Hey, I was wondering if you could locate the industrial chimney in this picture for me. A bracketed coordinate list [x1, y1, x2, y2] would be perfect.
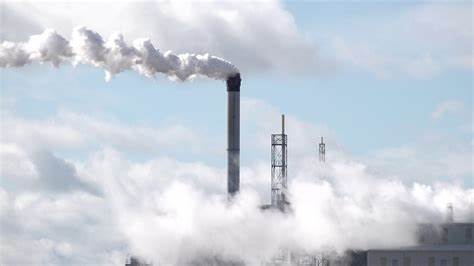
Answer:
[227, 73, 241, 197]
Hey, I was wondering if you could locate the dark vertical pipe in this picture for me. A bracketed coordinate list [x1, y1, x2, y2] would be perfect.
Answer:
[282, 114, 285, 134]
[227, 73, 241, 197]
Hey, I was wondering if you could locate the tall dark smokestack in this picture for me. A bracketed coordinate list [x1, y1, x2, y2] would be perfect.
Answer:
[227, 73, 241, 197]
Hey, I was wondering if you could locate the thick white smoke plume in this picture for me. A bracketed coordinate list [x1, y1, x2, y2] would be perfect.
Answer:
[0, 27, 239, 81]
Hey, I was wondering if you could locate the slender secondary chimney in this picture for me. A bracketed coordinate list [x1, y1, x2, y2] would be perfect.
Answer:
[282, 114, 285, 134]
[227, 73, 241, 197]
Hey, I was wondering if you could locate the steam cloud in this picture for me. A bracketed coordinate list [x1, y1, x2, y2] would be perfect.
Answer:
[0, 27, 239, 81]
[89, 151, 474, 265]
[2, 141, 473, 265]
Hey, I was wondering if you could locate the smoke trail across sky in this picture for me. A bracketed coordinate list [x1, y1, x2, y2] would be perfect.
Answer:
[0, 27, 239, 81]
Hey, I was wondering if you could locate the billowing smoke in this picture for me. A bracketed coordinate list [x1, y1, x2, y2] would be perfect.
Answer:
[0, 27, 239, 81]
[83, 149, 473, 265]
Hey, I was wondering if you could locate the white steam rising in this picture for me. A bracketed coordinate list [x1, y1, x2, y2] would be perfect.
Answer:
[86, 150, 473, 265]
[0, 27, 239, 81]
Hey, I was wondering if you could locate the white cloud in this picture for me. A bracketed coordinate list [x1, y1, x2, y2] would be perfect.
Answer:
[0, 187, 125, 265]
[0, 142, 100, 196]
[332, 36, 393, 79]
[330, 3, 472, 78]
[431, 100, 465, 120]
[31, 150, 101, 195]
[1, 110, 204, 155]
[366, 138, 473, 185]
[0, 142, 37, 181]
[405, 53, 441, 79]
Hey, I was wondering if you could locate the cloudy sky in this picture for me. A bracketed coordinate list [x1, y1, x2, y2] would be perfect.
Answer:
[0, 0, 473, 265]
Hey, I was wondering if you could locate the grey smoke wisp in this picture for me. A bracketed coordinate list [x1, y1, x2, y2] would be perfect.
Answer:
[0, 27, 239, 81]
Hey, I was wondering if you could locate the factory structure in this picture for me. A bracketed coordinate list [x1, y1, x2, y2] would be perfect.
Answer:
[367, 216, 474, 266]
[125, 74, 473, 266]
[271, 114, 288, 210]
[262, 115, 473, 266]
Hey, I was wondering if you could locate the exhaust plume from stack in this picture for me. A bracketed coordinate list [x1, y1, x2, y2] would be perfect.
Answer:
[0, 27, 239, 82]
[1, 27, 242, 197]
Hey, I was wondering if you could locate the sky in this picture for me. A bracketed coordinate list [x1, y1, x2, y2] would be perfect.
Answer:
[0, 0, 473, 265]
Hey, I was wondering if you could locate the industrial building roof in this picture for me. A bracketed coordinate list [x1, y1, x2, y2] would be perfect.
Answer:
[368, 244, 474, 252]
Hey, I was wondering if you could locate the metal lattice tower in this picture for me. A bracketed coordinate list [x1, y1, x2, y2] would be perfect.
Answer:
[319, 137, 326, 163]
[271, 114, 288, 210]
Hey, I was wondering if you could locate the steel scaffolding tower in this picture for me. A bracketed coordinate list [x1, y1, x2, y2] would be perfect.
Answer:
[319, 137, 325, 163]
[271, 114, 288, 210]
